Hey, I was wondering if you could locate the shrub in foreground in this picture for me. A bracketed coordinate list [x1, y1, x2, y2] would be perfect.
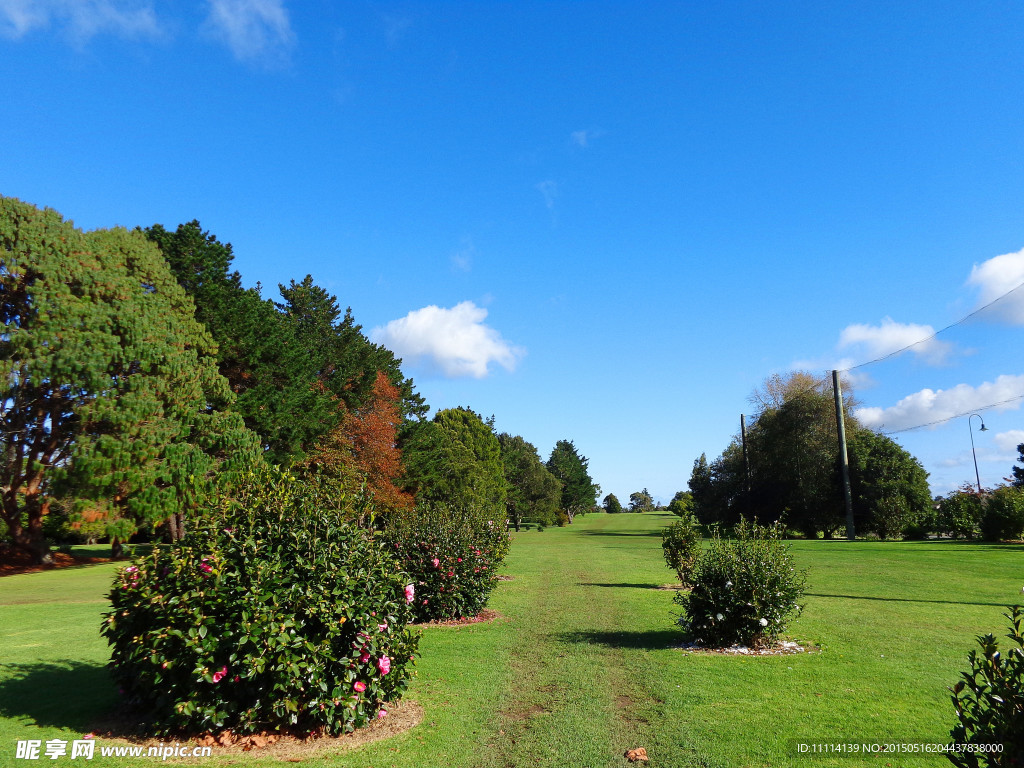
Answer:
[102, 470, 419, 736]
[386, 503, 510, 622]
[673, 518, 806, 648]
[948, 605, 1024, 766]
[661, 513, 701, 586]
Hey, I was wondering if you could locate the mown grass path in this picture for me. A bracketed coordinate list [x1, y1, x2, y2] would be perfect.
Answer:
[2, 513, 1022, 767]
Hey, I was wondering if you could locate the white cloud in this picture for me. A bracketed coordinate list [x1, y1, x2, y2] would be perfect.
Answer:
[837, 317, 953, 365]
[370, 301, 524, 379]
[854, 374, 1024, 432]
[994, 429, 1024, 454]
[570, 128, 604, 148]
[967, 246, 1024, 324]
[203, 0, 293, 64]
[0, 0, 159, 41]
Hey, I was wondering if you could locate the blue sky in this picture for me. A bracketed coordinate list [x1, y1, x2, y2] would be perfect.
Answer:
[3, 1, 1024, 504]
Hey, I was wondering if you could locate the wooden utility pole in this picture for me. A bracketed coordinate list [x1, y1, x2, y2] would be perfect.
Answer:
[832, 370, 855, 540]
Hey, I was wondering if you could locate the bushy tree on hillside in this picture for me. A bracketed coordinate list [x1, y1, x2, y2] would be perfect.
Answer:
[499, 433, 561, 531]
[546, 440, 599, 523]
[848, 430, 931, 539]
[668, 491, 694, 517]
[401, 408, 507, 520]
[629, 488, 655, 512]
[1, 198, 259, 562]
[602, 493, 624, 514]
[1012, 443, 1024, 489]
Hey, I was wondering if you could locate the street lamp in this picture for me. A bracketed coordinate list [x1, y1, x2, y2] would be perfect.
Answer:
[968, 413, 989, 494]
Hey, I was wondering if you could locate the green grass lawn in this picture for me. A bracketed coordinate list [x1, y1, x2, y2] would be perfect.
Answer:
[1, 513, 1020, 767]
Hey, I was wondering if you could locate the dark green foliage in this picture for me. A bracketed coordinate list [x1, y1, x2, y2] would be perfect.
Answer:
[849, 430, 932, 539]
[674, 519, 806, 647]
[1011, 444, 1024, 489]
[688, 453, 715, 523]
[386, 504, 511, 621]
[602, 493, 624, 515]
[940, 487, 985, 540]
[101, 468, 419, 736]
[668, 491, 694, 518]
[629, 488, 655, 512]
[948, 605, 1024, 766]
[546, 440, 599, 522]
[661, 513, 701, 585]
[499, 433, 561, 531]
[1, 198, 258, 563]
[979, 486, 1024, 542]
[145, 224, 426, 466]
[401, 408, 506, 519]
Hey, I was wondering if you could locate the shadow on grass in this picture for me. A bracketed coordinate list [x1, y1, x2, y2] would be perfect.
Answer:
[806, 592, 1014, 608]
[578, 582, 663, 590]
[0, 660, 118, 731]
[578, 531, 663, 538]
[556, 629, 681, 651]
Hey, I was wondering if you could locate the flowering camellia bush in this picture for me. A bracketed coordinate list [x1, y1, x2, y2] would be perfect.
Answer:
[661, 511, 701, 586]
[673, 518, 806, 648]
[948, 604, 1024, 766]
[385, 503, 511, 622]
[101, 469, 419, 736]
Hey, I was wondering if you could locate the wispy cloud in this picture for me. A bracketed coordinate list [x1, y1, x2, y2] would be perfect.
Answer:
[370, 301, 524, 379]
[0, 0, 159, 42]
[854, 374, 1024, 432]
[382, 13, 410, 48]
[837, 317, 954, 366]
[967, 246, 1024, 324]
[993, 429, 1024, 454]
[570, 128, 604, 149]
[536, 179, 558, 211]
[450, 237, 474, 273]
[203, 0, 293, 64]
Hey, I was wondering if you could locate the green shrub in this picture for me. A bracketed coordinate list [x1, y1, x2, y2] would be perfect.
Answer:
[386, 503, 510, 622]
[979, 486, 1024, 542]
[101, 469, 419, 736]
[940, 487, 985, 539]
[673, 518, 806, 648]
[661, 513, 701, 586]
[948, 605, 1024, 766]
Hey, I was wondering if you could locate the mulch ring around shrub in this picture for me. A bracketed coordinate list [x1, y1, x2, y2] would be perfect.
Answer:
[413, 609, 503, 628]
[87, 699, 423, 760]
[0, 549, 114, 577]
[674, 639, 819, 656]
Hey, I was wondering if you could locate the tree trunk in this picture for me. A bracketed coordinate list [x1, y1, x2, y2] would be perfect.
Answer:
[110, 536, 124, 559]
[166, 513, 179, 543]
[4, 496, 55, 565]
[175, 511, 186, 540]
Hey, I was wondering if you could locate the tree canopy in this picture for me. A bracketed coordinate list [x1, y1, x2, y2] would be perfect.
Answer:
[499, 433, 561, 530]
[1, 198, 259, 562]
[546, 440, 599, 522]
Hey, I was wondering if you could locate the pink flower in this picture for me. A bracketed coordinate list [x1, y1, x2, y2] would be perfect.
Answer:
[447, 571, 454, 577]
[212, 666, 228, 683]
[199, 562, 213, 574]
[378, 623, 388, 633]
[377, 655, 391, 675]
[360, 652, 370, 663]
[432, 558, 440, 568]
[457, 558, 462, 562]
[83, 734, 95, 740]
[377, 709, 387, 719]
[404, 584, 415, 603]
[353, 681, 366, 692]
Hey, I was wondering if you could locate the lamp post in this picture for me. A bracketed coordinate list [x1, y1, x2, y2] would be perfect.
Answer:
[968, 413, 988, 494]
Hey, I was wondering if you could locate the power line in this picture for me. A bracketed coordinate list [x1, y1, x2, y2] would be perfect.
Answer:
[879, 394, 1024, 435]
[840, 278, 1024, 372]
